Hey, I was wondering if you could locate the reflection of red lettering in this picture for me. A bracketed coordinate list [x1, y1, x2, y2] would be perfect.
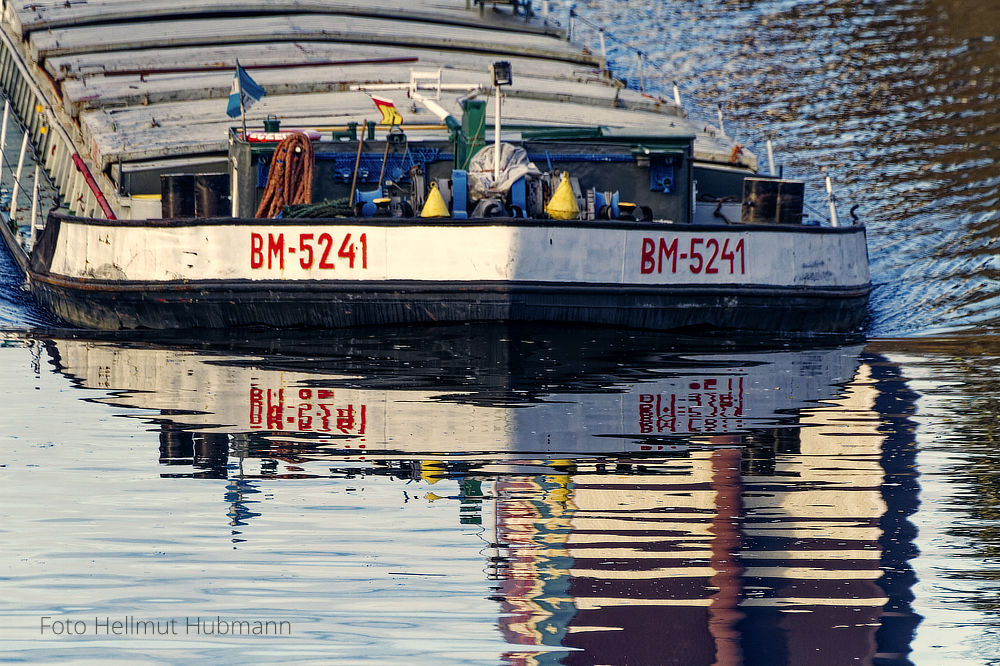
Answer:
[251, 385, 285, 430]
[249, 384, 368, 435]
[639, 394, 654, 433]
[298, 403, 313, 430]
[639, 394, 677, 433]
[726, 377, 744, 416]
[336, 405, 355, 433]
[638, 379, 755, 434]
[657, 394, 676, 433]
[266, 388, 285, 430]
[250, 385, 263, 427]
[318, 404, 331, 432]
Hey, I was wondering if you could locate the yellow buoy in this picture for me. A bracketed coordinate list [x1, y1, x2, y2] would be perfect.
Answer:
[420, 182, 450, 218]
[545, 172, 579, 220]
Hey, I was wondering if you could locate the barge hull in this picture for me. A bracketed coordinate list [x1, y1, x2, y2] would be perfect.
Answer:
[30, 276, 870, 332]
[10, 212, 872, 332]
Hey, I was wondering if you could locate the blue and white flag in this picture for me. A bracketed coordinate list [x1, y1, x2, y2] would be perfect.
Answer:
[226, 61, 266, 118]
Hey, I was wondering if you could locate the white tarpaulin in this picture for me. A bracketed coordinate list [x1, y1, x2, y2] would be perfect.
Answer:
[468, 143, 541, 200]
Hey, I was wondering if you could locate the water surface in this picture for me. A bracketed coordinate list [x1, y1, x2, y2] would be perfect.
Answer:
[2, 0, 1000, 663]
[0, 328, 998, 663]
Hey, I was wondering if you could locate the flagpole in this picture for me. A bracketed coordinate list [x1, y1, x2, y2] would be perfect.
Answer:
[236, 59, 248, 137]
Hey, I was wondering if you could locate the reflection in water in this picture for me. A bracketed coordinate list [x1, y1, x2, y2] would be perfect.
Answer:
[39, 326, 921, 664]
[869, 337, 1000, 630]
[491, 357, 920, 665]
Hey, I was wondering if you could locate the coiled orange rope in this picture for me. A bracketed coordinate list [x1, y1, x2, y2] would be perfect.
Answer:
[255, 132, 315, 218]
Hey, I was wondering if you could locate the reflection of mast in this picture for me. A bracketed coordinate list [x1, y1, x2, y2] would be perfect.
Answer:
[708, 448, 744, 666]
[157, 425, 261, 537]
[226, 435, 261, 533]
[158, 425, 229, 478]
[869, 353, 922, 662]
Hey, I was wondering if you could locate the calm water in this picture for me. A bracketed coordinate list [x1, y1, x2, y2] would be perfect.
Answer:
[2, 0, 1000, 664]
[1, 329, 999, 664]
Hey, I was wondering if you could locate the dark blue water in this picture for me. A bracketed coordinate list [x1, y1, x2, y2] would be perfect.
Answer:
[2, 1, 1000, 664]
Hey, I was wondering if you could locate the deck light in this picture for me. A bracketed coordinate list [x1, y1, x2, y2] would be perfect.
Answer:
[491, 61, 512, 87]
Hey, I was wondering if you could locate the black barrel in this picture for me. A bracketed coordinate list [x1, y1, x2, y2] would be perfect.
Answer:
[160, 173, 195, 218]
[194, 173, 231, 218]
[741, 177, 804, 225]
[776, 180, 804, 225]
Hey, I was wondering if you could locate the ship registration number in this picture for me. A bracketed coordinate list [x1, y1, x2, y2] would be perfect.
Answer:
[640, 236, 746, 275]
[250, 232, 367, 270]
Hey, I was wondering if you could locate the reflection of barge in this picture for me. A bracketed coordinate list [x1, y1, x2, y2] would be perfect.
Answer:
[0, 1, 868, 331]
[38, 327, 919, 663]
[44, 327, 864, 455]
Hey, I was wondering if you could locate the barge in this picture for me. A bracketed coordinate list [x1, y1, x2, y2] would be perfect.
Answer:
[0, 0, 869, 331]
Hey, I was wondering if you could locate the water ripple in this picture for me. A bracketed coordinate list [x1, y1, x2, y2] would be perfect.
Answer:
[565, 0, 1000, 336]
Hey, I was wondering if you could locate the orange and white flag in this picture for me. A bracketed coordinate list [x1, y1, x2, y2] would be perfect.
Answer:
[371, 95, 403, 126]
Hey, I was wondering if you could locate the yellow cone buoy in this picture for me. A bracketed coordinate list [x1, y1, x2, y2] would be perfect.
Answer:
[545, 172, 579, 220]
[420, 460, 445, 484]
[420, 182, 450, 218]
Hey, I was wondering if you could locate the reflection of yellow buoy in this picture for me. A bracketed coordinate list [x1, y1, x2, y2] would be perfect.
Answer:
[420, 460, 445, 484]
[545, 172, 579, 220]
[420, 182, 450, 218]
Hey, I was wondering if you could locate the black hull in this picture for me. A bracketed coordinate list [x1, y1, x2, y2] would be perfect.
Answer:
[29, 275, 869, 332]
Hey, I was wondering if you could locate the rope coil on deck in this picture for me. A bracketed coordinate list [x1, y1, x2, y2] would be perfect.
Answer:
[255, 132, 314, 218]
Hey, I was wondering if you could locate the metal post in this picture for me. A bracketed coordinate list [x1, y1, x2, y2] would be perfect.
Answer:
[235, 59, 248, 138]
[567, 5, 575, 41]
[348, 124, 365, 207]
[29, 164, 38, 246]
[0, 100, 8, 189]
[493, 86, 502, 182]
[766, 138, 776, 176]
[542, 0, 549, 19]
[599, 29, 607, 61]
[230, 157, 240, 217]
[716, 104, 725, 137]
[637, 51, 645, 92]
[826, 175, 839, 227]
[672, 81, 681, 107]
[10, 131, 27, 223]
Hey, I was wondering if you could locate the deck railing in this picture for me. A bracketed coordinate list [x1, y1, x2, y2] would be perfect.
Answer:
[0, 23, 115, 226]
